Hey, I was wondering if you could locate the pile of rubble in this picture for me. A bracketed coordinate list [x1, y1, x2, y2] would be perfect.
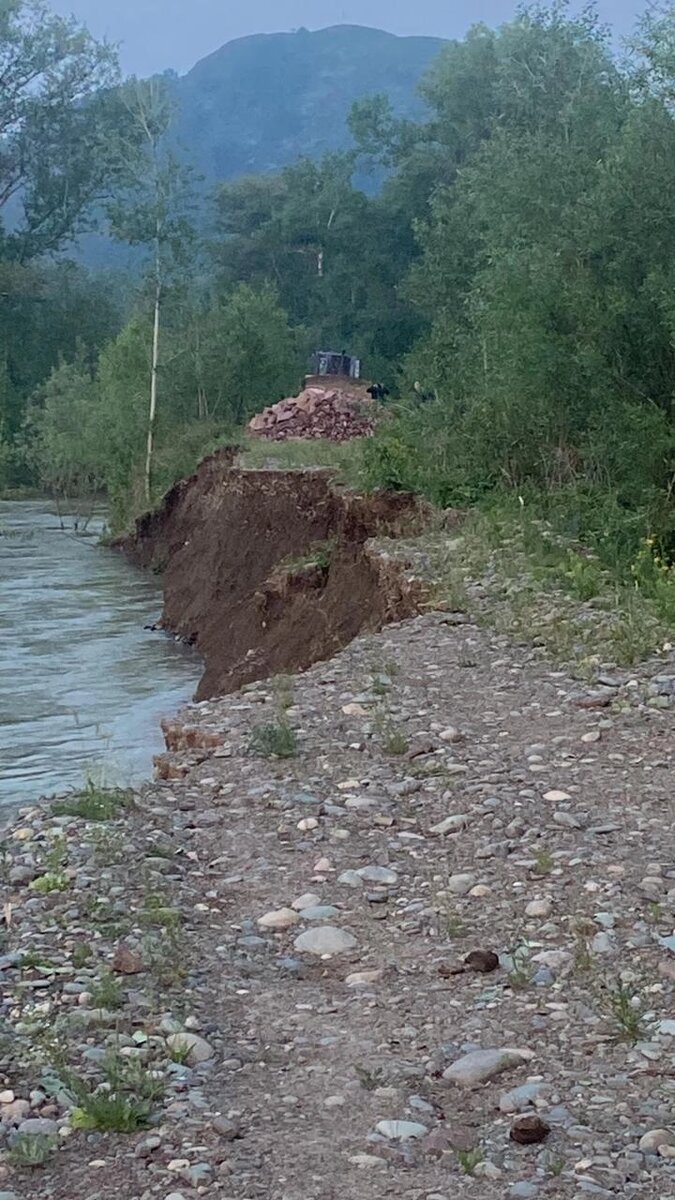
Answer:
[248, 382, 376, 442]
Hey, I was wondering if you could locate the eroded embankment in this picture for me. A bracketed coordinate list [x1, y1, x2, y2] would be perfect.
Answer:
[122, 450, 431, 700]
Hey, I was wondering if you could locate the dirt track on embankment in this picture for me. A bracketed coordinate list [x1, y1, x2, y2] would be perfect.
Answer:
[1, 463, 674, 1200]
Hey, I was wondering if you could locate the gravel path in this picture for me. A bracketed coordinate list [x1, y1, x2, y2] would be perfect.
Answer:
[1, 612, 674, 1200]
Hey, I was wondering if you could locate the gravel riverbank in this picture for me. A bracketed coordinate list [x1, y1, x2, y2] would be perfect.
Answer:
[1, 611, 674, 1199]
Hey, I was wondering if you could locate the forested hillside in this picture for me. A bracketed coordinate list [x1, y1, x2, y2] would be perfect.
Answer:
[172, 25, 443, 181]
[1, 0, 674, 620]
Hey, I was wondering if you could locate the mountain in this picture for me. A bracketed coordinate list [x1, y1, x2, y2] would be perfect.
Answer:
[75, 25, 443, 269]
[172, 25, 444, 184]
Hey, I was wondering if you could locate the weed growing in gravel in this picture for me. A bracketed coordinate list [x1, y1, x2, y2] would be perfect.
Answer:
[437, 893, 464, 938]
[573, 930, 593, 975]
[353, 1063, 387, 1091]
[250, 718, 298, 758]
[30, 871, 69, 894]
[19, 950, 56, 971]
[90, 972, 124, 1011]
[8, 1132, 57, 1168]
[506, 941, 532, 990]
[373, 705, 409, 755]
[600, 980, 652, 1044]
[272, 674, 295, 711]
[71, 942, 93, 969]
[533, 848, 555, 875]
[69, 1051, 165, 1133]
[142, 892, 182, 931]
[142, 927, 187, 989]
[456, 1148, 484, 1175]
[89, 825, 125, 866]
[52, 781, 132, 822]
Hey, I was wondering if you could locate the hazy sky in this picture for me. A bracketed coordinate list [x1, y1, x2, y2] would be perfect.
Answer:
[51, 0, 641, 76]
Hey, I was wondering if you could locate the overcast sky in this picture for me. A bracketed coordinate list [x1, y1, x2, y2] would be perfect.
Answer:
[51, 0, 641, 76]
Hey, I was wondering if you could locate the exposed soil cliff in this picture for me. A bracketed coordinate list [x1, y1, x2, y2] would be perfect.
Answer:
[122, 449, 430, 699]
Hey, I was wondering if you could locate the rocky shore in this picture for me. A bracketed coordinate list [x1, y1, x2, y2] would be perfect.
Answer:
[1, 607, 674, 1200]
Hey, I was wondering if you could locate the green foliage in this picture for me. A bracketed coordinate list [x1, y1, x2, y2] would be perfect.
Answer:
[52, 782, 132, 822]
[90, 972, 125, 1011]
[8, 1132, 57, 1168]
[250, 718, 298, 759]
[69, 1052, 164, 1133]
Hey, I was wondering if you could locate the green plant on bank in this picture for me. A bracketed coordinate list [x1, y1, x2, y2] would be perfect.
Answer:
[506, 941, 532, 990]
[90, 971, 125, 1011]
[533, 847, 555, 876]
[456, 1148, 484, 1176]
[88, 825, 126, 867]
[141, 892, 182, 931]
[52, 781, 132, 822]
[68, 1052, 165, 1133]
[272, 673, 295, 712]
[437, 893, 464, 939]
[30, 871, 69, 894]
[600, 979, 652, 1044]
[281, 538, 335, 574]
[71, 941, 94, 969]
[373, 704, 409, 756]
[250, 717, 298, 759]
[353, 1063, 387, 1091]
[237, 436, 367, 485]
[414, 507, 673, 670]
[19, 950, 56, 971]
[142, 928, 186, 989]
[8, 1132, 57, 1168]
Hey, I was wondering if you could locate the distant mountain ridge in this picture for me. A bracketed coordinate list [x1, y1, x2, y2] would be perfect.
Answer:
[171, 25, 444, 183]
[77, 25, 444, 269]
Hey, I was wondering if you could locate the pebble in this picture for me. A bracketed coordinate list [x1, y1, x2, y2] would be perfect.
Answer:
[443, 1048, 534, 1087]
[438, 726, 465, 743]
[166, 1033, 215, 1066]
[639, 1129, 674, 1153]
[257, 907, 299, 931]
[446, 873, 476, 896]
[337, 870, 363, 887]
[543, 789, 572, 802]
[15, 1117, 57, 1138]
[357, 865, 398, 885]
[499, 1082, 545, 1113]
[430, 814, 468, 835]
[298, 905, 340, 921]
[293, 926, 358, 956]
[510, 1114, 550, 1144]
[0, 1092, 14, 1105]
[510, 1184, 540, 1198]
[525, 898, 552, 917]
[376, 1119, 428, 1140]
[292, 892, 321, 911]
[345, 969, 383, 986]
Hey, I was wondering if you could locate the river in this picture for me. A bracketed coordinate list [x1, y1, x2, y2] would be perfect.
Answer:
[0, 500, 201, 807]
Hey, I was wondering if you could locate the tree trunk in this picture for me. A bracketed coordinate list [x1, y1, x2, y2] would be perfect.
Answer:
[145, 237, 161, 504]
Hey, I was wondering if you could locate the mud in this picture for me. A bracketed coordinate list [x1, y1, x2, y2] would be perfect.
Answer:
[122, 450, 431, 699]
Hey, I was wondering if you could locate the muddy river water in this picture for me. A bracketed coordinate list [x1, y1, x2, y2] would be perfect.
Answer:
[0, 500, 201, 807]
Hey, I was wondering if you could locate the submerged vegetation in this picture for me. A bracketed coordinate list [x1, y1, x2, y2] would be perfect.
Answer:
[1, 0, 674, 624]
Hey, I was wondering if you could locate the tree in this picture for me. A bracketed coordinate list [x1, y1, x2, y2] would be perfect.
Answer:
[22, 357, 105, 507]
[108, 78, 197, 502]
[0, 0, 134, 261]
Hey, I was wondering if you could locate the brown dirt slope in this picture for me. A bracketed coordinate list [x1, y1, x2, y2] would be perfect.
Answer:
[122, 450, 431, 699]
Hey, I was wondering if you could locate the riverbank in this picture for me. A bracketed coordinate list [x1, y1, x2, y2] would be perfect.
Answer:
[1, 572, 673, 1198]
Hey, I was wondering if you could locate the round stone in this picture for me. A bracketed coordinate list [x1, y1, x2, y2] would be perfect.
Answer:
[257, 908, 299, 931]
[376, 1119, 428, 1140]
[293, 926, 358, 956]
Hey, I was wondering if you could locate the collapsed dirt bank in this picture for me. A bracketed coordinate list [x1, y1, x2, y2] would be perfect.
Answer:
[122, 449, 431, 700]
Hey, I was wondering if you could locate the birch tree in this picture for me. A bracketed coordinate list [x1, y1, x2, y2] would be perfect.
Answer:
[108, 79, 195, 503]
